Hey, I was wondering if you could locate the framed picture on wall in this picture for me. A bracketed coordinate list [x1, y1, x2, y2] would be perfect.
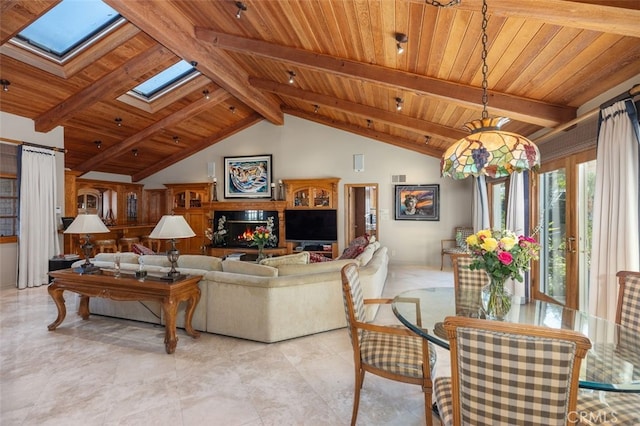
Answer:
[394, 184, 440, 221]
[224, 154, 273, 198]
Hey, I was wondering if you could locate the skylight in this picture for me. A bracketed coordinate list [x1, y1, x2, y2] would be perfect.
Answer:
[14, 0, 122, 61]
[130, 60, 199, 100]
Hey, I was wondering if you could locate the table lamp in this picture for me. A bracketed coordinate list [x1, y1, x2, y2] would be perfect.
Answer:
[148, 214, 195, 280]
[63, 213, 110, 272]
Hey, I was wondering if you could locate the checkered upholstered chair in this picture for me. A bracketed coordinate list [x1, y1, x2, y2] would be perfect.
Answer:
[575, 270, 640, 425]
[615, 270, 640, 331]
[434, 316, 591, 426]
[452, 254, 489, 315]
[440, 226, 473, 270]
[340, 263, 437, 426]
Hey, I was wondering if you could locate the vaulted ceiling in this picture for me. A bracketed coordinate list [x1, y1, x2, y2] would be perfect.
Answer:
[1, 0, 639, 182]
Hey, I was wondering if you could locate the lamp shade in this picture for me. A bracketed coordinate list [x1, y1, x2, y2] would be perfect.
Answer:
[441, 117, 540, 180]
[148, 215, 195, 239]
[63, 214, 110, 234]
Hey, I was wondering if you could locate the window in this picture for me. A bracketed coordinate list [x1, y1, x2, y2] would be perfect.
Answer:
[13, 0, 122, 62]
[129, 60, 199, 101]
[0, 144, 18, 242]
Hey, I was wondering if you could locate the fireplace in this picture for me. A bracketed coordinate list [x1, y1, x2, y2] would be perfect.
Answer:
[211, 210, 279, 248]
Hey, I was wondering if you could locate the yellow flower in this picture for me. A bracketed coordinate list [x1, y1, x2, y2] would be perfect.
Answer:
[481, 237, 498, 252]
[466, 234, 479, 246]
[500, 236, 517, 251]
[477, 229, 492, 239]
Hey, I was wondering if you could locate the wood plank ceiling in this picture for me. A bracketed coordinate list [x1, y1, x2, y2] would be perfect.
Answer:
[1, 0, 639, 181]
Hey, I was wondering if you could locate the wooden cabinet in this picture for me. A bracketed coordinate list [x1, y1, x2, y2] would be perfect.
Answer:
[142, 189, 167, 225]
[283, 178, 339, 209]
[164, 183, 212, 254]
[282, 178, 340, 259]
[68, 175, 143, 225]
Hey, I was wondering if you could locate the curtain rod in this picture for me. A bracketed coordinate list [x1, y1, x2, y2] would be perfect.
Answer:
[534, 84, 640, 145]
[0, 137, 65, 153]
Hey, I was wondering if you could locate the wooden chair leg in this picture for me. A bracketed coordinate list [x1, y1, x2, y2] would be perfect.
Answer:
[351, 368, 364, 426]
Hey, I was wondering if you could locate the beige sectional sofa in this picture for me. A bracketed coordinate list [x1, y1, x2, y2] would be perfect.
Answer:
[71, 241, 388, 343]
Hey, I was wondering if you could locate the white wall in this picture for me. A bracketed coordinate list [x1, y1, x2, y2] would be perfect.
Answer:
[140, 114, 473, 266]
[0, 112, 65, 288]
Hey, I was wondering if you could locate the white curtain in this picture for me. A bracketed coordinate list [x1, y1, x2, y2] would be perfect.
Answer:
[589, 99, 640, 321]
[506, 171, 527, 300]
[472, 176, 490, 231]
[17, 146, 60, 289]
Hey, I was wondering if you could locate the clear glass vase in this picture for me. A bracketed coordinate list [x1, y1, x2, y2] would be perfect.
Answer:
[256, 243, 267, 262]
[481, 278, 512, 320]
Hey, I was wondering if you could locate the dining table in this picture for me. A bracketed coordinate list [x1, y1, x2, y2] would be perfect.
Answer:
[392, 287, 640, 393]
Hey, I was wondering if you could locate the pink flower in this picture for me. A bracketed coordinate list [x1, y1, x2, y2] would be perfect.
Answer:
[497, 251, 513, 265]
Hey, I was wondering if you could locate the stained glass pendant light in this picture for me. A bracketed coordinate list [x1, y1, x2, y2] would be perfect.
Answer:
[441, 0, 540, 180]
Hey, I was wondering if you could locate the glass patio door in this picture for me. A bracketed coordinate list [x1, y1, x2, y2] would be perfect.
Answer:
[533, 150, 596, 310]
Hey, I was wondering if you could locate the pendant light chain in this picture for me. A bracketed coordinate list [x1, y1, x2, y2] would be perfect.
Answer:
[425, 0, 460, 7]
[480, 0, 489, 119]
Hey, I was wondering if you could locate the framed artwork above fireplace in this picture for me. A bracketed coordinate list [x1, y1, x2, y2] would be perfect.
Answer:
[224, 154, 272, 199]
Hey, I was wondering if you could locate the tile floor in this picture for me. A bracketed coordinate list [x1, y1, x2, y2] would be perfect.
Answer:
[0, 265, 453, 426]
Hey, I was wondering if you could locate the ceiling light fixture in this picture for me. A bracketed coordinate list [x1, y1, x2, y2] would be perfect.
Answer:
[425, 136, 431, 145]
[313, 104, 319, 113]
[288, 70, 296, 84]
[173, 136, 179, 144]
[203, 89, 210, 99]
[0, 79, 10, 92]
[190, 61, 198, 68]
[395, 33, 408, 54]
[367, 119, 372, 129]
[235, 1, 247, 19]
[115, 117, 122, 127]
[229, 106, 236, 114]
[425, 0, 460, 7]
[441, 0, 539, 180]
[132, 149, 138, 157]
[94, 140, 102, 149]
[395, 97, 404, 111]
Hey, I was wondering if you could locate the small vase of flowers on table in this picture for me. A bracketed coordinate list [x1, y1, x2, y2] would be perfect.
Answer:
[466, 228, 540, 320]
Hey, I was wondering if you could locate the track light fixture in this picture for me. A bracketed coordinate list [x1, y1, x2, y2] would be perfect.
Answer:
[203, 89, 210, 99]
[288, 70, 296, 84]
[0, 79, 10, 92]
[395, 97, 404, 111]
[190, 61, 198, 68]
[235, 1, 247, 19]
[395, 33, 408, 54]
[115, 117, 122, 127]
[367, 119, 372, 129]
[313, 104, 319, 113]
[229, 106, 236, 114]
[425, 135, 431, 145]
[94, 140, 102, 149]
[173, 136, 180, 144]
[132, 149, 138, 157]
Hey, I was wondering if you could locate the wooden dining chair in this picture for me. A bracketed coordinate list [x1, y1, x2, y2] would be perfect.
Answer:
[340, 263, 437, 426]
[451, 254, 489, 315]
[434, 316, 591, 426]
[576, 271, 640, 425]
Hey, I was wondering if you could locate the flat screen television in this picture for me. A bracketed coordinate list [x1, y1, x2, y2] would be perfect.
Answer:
[285, 209, 337, 242]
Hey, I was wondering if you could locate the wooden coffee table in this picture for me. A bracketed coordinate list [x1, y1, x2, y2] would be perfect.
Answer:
[47, 269, 202, 354]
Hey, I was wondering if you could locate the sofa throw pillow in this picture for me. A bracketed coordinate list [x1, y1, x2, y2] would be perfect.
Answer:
[132, 243, 155, 256]
[308, 252, 332, 263]
[339, 234, 370, 259]
[259, 251, 310, 267]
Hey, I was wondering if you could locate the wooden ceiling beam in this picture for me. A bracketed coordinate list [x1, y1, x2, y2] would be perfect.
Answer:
[133, 113, 263, 182]
[441, 0, 640, 38]
[283, 107, 443, 158]
[251, 77, 468, 142]
[104, 0, 284, 126]
[76, 88, 230, 173]
[196, 29, 575, 128]
[0, 0, 59, 44]
[34, 44, 173, 132]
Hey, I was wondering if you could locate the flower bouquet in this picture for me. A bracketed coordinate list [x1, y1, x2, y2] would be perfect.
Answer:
[466, 228, 540, 320]
[248, 225, 271, 261]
